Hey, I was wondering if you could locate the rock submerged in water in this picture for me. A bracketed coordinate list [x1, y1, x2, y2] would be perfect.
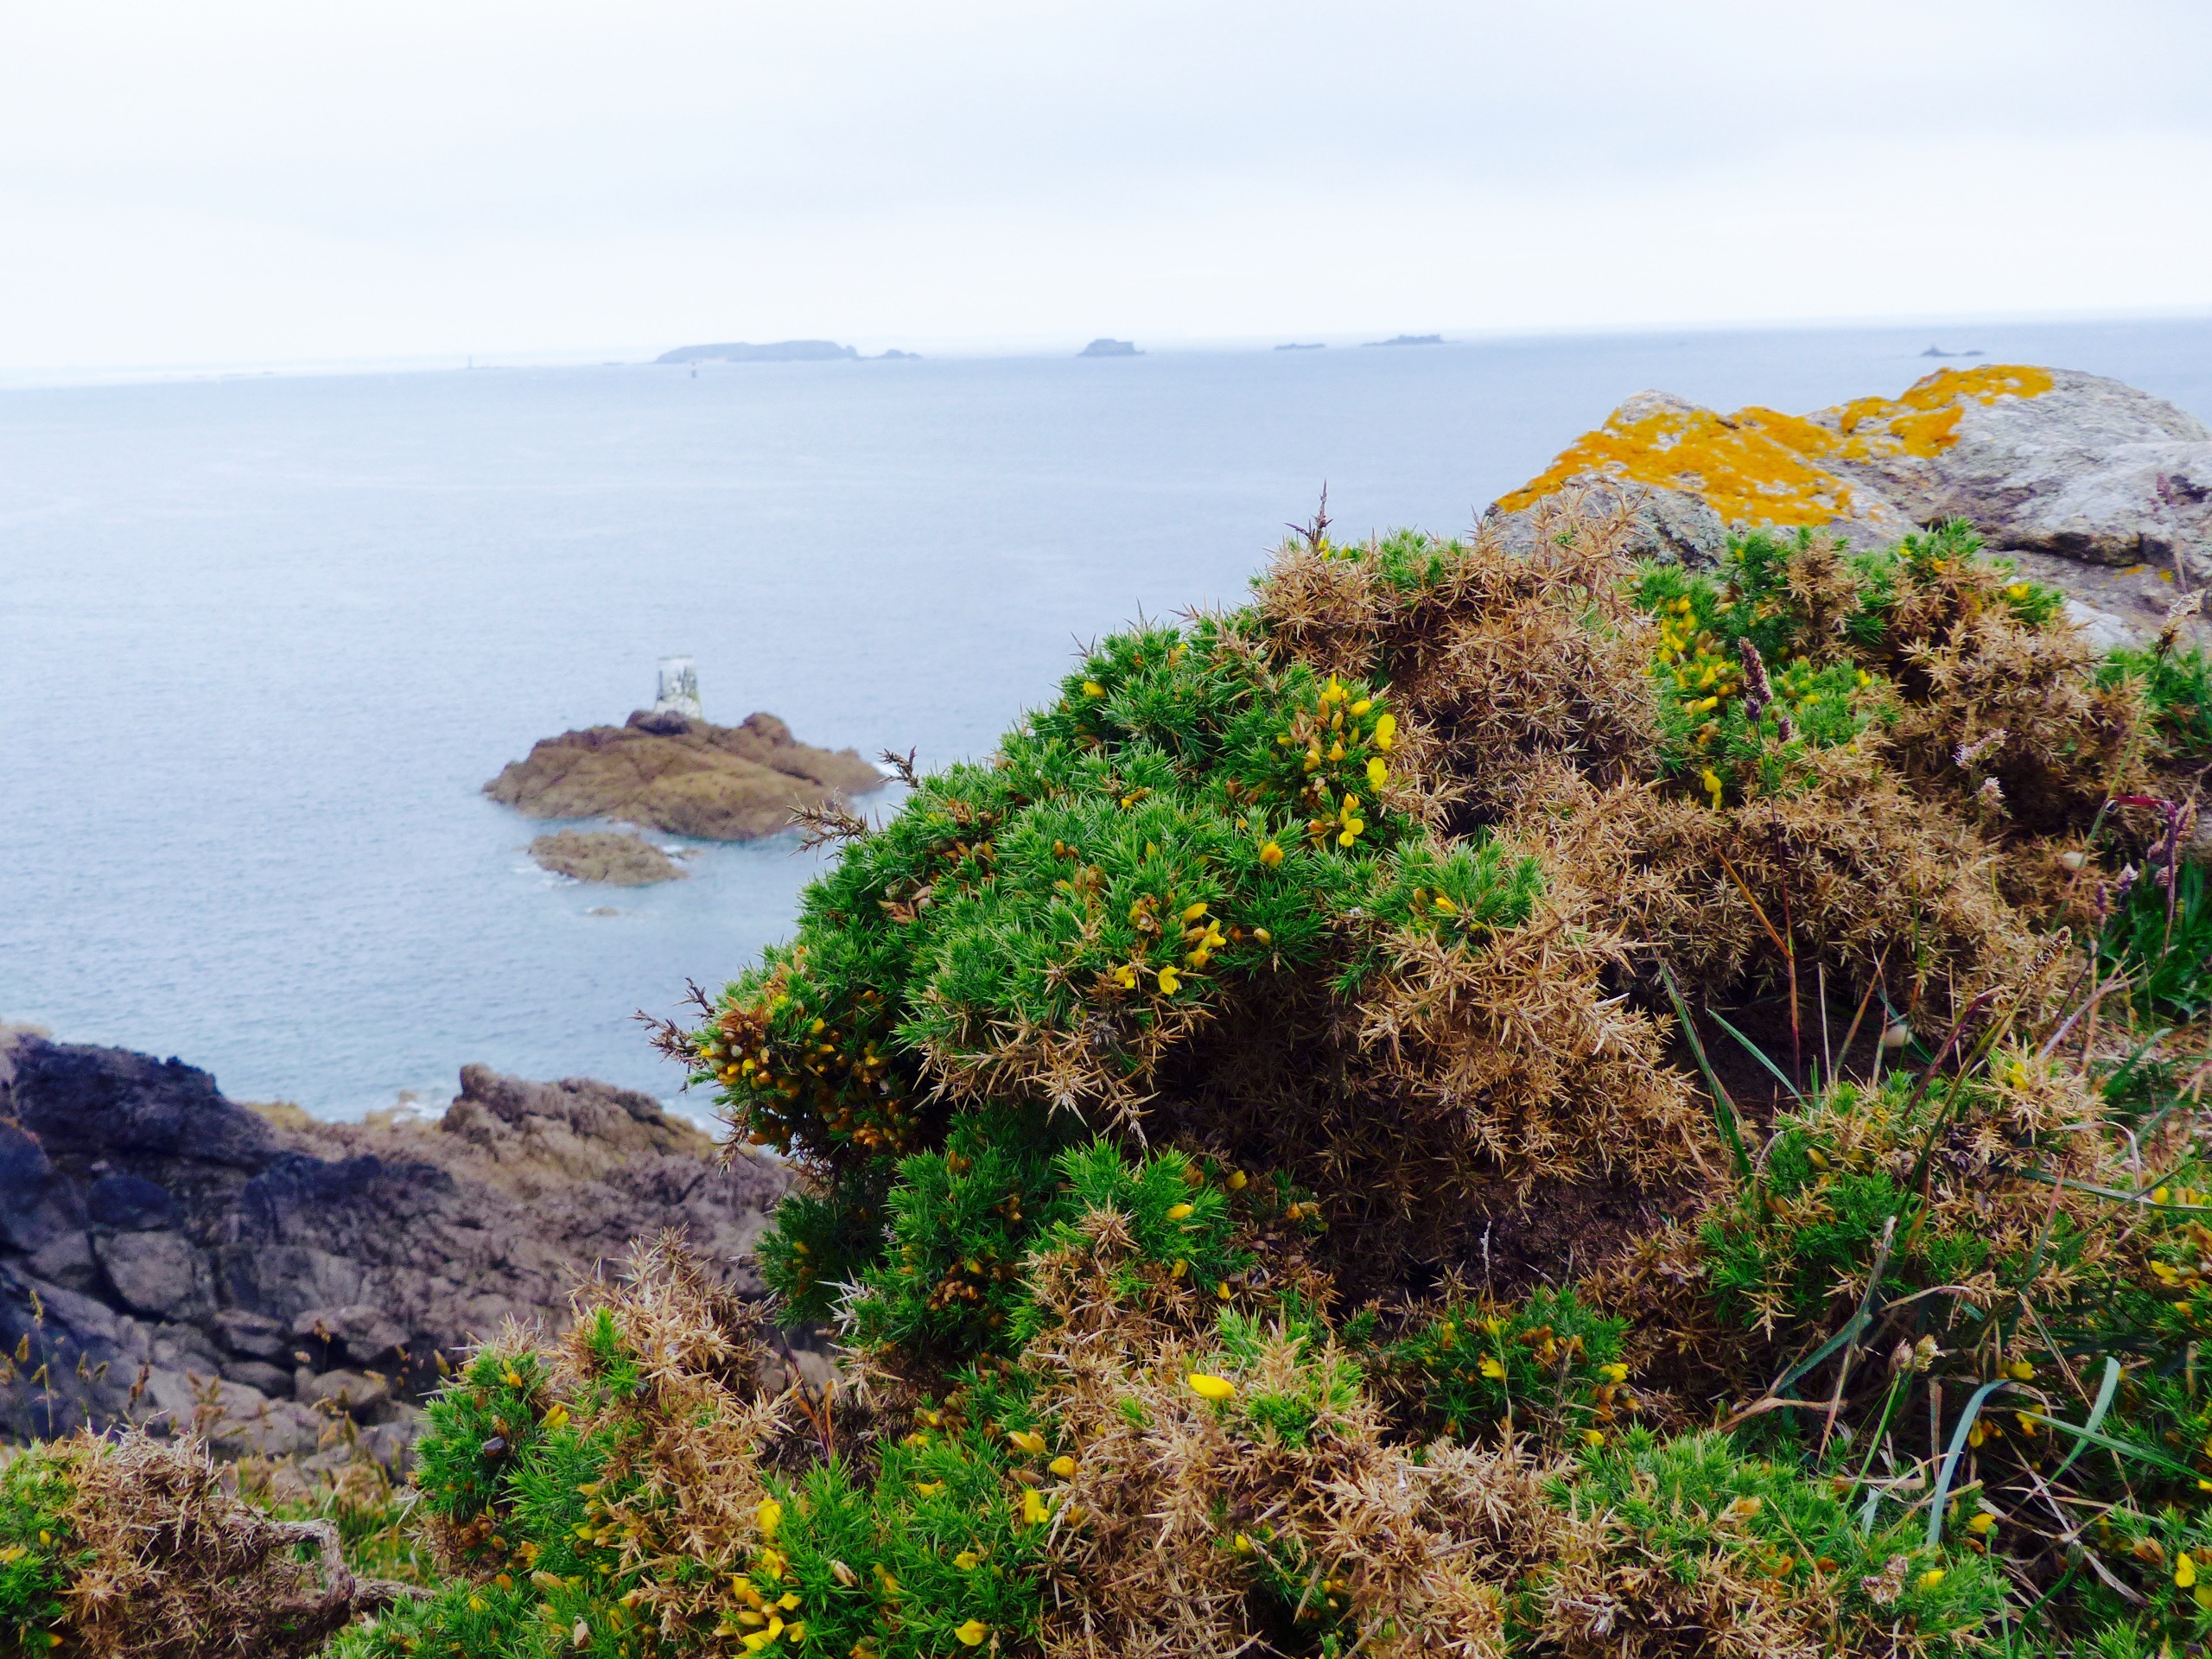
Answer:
[530, 828, 690, 886]
[486, 709, 886, 841]
[1484, 365, 2212, 647]
[0, 1031, 788, 1470]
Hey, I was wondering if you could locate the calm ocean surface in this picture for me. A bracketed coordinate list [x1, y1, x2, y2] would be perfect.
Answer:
[6, 320, 2210, 1118]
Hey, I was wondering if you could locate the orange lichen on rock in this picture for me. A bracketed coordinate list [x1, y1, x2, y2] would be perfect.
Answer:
[1498, 365, 2056, 531]
[1821, 364, 2056, 462]
[1495, 398, 1862, 528]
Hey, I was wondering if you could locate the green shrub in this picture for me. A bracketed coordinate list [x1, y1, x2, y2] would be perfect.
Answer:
[1390, 1286, 1630, 1446]
[684, 606, 1539, 1341]
[0, 1443, 78, 1653]
[2098, 644, 2212, 760]
[192, 512, 2212, 1655]
[1530, 1428, 2005, 1651]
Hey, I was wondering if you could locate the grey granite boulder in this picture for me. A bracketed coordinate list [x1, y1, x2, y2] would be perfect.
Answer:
[1818, 368, 2212, 573]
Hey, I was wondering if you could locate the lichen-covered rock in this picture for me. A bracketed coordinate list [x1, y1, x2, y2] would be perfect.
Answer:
[1821, 367, 2210, 565]
[527, 827, 690, 885]
[1488, 364, 2212, 595]
[486, 709, 885, 841]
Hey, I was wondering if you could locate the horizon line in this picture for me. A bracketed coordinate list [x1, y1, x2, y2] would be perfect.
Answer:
[6, 303, 2210, 394]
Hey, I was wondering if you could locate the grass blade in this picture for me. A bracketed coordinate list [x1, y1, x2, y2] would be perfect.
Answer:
[1706, 1006, 1806, 1105]
[2046, 1356, 2122, 1484]
[2011, 1410, 2197, 1481]
[1657, 963, 1752, 1182]
[1928, 1378, 2014, 1548]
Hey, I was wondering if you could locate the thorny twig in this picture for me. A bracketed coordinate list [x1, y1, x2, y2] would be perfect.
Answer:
[1287, 484, 1331, 550]
[791, 799, 872, 852]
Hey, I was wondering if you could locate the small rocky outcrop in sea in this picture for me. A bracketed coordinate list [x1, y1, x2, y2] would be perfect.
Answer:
[0, 1032, 787, 1471]
[486, 709, 886, 841]
[530, 829, 690, 886]
[655, 340, 858, 363]
[1484, 365, 2212, 651]
[1078, 338, 1140, 357]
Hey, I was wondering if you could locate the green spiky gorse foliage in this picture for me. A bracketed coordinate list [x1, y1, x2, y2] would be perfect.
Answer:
[698, 605, 1576, 1323]
[345, 504, 2212, 1658]
[33, 496, 2212, 1657]
[0, 1442, 79, 1652]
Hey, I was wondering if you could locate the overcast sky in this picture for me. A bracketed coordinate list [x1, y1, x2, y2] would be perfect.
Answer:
[3, 1, 2209, 370]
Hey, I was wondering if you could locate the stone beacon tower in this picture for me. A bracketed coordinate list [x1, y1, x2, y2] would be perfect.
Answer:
[652, 656, 703, 720]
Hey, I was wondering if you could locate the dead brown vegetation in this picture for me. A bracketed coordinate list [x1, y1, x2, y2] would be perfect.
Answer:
[51, 1432, 414, 1657]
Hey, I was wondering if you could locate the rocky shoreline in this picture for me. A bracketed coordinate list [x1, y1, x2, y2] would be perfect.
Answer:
[0, 1031, 787, 1473]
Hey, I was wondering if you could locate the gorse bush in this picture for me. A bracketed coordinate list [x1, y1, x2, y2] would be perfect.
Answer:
[1382, 1286, 1633, 1446]
[0, 1431, 415, 1656]
[24, 493, 2212, 1656]
[0, 1442, 77, 1653]
[2098, 643, 2212, 762]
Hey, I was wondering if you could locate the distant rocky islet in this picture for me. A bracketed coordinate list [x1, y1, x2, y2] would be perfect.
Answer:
[655, 340, 920, 364]
[528, 829, 690, 886]
[489, 654, 887, 873]
[490, 708, 885, 843]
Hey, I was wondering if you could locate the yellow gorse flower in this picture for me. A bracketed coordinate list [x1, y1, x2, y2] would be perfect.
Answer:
[955, 1618, 988, 1646]
[756, 1498, 782, 1540]
[1187, 1372, 1236, 1401]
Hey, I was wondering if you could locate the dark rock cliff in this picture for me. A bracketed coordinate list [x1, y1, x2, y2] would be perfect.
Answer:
[0, 1033, 786, 1471]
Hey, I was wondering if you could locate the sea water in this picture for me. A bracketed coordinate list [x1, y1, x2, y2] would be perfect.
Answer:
[4, 320, 2209, 1118]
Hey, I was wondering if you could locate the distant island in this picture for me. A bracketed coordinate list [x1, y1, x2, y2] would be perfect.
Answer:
[1363, 334, 1443, 347]
[874, 349, 922, 360]
[1078, 338, 1141, 357]
[1921, 345, 1986, 359]
[1274, 342, 1325, 351]
[486, 709, 885, 841]
[655, 340, 859, 364]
